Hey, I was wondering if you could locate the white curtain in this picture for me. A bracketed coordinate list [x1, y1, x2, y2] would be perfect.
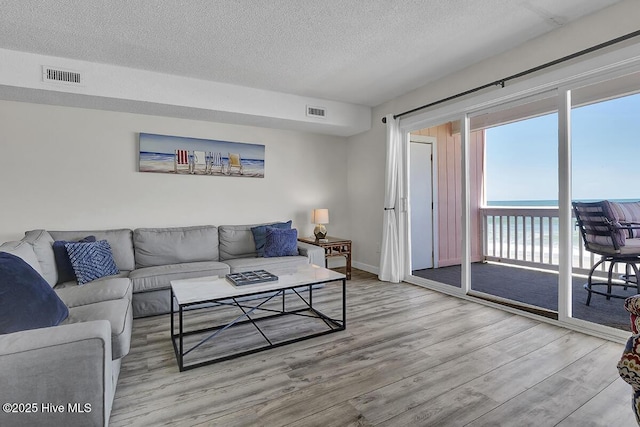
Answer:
[379, 114, 405, 283]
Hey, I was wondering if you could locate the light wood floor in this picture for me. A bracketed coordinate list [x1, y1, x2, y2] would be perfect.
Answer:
[110, 269, 637, 426]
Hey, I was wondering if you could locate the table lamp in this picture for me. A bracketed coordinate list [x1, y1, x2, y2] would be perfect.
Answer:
[312, 208, 329, 241]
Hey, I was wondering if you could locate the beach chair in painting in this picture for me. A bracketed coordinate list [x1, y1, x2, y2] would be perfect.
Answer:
[572, 200, 640, 305]
[226, 153, 244, 175]
[209, 152, 224, 174]
[174, 149, 190, 174]
[191, 150, 207, 174]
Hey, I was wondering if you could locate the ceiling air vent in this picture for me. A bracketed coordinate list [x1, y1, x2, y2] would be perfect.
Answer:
[306, 105, 326, 119]
[42, 66, 83, 85]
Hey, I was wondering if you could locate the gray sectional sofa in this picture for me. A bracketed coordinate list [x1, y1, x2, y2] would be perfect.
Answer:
[22, 223, 324, 318]
[0, 222, 324, 426]
[0, 239, 132, 427]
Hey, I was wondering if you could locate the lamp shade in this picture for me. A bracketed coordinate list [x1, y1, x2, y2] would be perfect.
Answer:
[312, 208, 329, 224]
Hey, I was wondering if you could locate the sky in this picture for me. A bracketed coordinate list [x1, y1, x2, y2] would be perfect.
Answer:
[485, 92, 640, 202]
[139, 132, 265, 160]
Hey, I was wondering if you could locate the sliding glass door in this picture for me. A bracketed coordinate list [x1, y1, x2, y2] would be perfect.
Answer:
[466, 93, 560, 316]
[404, 47, 640, 336]
[570, 71, 640, 330]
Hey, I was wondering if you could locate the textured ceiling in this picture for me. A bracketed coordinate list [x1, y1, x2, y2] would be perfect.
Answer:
[0, 0, 625, 107]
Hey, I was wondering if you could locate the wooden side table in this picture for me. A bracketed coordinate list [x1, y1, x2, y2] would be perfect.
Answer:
[298, 236, 352, 280]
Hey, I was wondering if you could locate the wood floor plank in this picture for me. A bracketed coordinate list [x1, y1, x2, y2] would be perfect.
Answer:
[108, 269, 637, 426]
[111, 369, 300, 425]
[251, 353, 433, 426]
[463, 332, 607, 403]
[283, 307, 517, 386]
[371, 324, 575, 426]
[351, 345, 518, 425]
[464, 342, 624, 426]
[284, 401, 374, 427]
[556, 377, 637, 427]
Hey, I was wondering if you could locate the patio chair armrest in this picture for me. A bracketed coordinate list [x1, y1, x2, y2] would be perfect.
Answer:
[619, 222, 640, 228]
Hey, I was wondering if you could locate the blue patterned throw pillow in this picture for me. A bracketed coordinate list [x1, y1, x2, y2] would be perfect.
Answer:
[264, 227, 299, 257]
[251, 220, 292, 257]
[0, 252, 68, 334]
[52, 235, 96, 283]
[65, 240, 119, 285]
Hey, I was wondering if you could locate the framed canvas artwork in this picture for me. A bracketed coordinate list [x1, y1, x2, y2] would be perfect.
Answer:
[139, 132, 265, 178]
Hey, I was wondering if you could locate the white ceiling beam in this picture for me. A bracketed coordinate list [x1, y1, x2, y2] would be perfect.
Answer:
[0, 48, 371, 137]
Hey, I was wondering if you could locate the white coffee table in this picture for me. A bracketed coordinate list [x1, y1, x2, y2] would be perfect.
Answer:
[170, 264, 346, 371]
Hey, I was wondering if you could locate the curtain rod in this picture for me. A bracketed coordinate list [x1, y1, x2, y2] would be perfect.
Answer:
[381, 29, 640, 124]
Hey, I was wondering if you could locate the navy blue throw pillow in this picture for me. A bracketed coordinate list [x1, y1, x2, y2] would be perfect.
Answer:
[264, 227, 299, 257]
[53, 235, 96, 284]
[65, 240, 119, 285]
[0, 252, 69, 334]
[251, 220, 292, 257]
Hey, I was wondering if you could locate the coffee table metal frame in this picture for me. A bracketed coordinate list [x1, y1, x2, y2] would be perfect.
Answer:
[171, 272, 346, 371]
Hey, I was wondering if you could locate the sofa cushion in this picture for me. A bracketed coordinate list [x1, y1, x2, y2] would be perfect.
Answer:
[220, 222, 292, 261]
[55, 278, 133, 308]
[65, 240, 120, 285]
[133, 226, 219, 268]
[55, 271, 130, 289]
[49, 229, 135, 272]
[129, 261, 230, 293]
[0, 252, 69, 334]
[53, 235, 96, 284]
[0, 240, 44, 277]
[62, 298, 132, 360]
[218, 224, 256, 261]
[132, 290, 172, 318]
[23, 230, 58, 286]
[224, 255, 308, 273]
[250, 220, 292, 256]
[264, 227, 299, 257]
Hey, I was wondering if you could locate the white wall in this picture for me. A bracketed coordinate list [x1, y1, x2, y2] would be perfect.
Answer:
[347, 0, 640, 273]
[0, 100, 349, 242]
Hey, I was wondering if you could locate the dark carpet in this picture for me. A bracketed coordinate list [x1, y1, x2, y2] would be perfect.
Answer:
[413, 262, 637, 331]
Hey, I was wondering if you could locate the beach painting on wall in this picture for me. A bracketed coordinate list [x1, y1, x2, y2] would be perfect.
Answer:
[139, 133, 265, 178]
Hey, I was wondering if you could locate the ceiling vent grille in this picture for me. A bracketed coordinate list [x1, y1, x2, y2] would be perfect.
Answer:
[42, 66, 82, 85]
[306, 105, 326, 119]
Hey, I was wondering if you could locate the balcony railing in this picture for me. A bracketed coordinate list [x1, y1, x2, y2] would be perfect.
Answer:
[481, 206, 617, 277]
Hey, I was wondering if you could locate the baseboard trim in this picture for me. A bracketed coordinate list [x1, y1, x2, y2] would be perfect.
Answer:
[353, 261, 378, 275]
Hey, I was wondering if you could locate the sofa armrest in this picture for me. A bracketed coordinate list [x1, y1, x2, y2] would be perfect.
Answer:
[297, 241, 326, 267]
[0, 321, 112, 427]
